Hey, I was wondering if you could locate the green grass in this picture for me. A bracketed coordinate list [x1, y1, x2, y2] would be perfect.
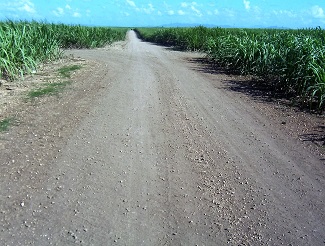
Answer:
[58, 65, 82, 78]
[27, 81, 72, 98]
[27, 64, 81, 98]
[0, 118, 14, 132]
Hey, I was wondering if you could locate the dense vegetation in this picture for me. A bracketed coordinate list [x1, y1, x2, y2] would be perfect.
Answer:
[136, 27, 325, 112]
[0, 21, 127, 80]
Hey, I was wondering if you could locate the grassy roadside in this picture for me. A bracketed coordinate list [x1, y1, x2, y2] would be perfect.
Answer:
[0, 21, 126, 133]
[0, 63, 83, 133]
[58, 65, 82, 78]
[26, 64, 81, 99]
[27, 81, 72, 99]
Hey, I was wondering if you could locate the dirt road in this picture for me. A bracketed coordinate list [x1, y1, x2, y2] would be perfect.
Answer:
[1, 31, 324, 245]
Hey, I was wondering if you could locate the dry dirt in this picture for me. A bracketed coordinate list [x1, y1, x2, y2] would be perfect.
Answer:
[0, 31, 324, 245]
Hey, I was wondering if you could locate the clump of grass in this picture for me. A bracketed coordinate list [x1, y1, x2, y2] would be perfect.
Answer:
[0, 117, 14, 132]
[27, 81, 71, 98]
[58, 65, 82, 78]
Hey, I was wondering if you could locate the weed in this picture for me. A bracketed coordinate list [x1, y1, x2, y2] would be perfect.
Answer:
[0, 118, 14, 132]
[58, 65, 82, 78]
[27, 81, 71, 98]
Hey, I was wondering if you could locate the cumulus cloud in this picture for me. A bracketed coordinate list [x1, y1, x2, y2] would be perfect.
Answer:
[273, 10, 296, 18]
[243, 0, 250, 11]
[126, 1, 156, 14]
[126, 0, 136, 8]
[143, 3, 154, 14]
[19, 4, 35, 13]
[52, 4, 83, 18]
[168, 10, 175, 15]
[191, 5, 202, 16]
[73, 12, 81, 17]
[178, 10, 185, 15]
[7, 0, 36, 14]
[311, 5, 325, 18]
[181, 2, 202, 16]
[52, 7, 64, 16]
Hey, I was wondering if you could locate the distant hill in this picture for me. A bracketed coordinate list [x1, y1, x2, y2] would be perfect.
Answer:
[251, 25, 291, 29]
[160, 23, 223, 28]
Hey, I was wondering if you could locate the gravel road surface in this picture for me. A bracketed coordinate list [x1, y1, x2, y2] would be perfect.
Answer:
[0, 31, 324, 245]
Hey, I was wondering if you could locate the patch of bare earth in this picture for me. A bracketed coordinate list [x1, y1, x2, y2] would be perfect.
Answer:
[0, 57, 109, 240]
[186, 57, 325, 157]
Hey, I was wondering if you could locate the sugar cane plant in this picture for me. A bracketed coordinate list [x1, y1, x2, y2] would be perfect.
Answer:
[136, 26, 325, 112]
[0, 20, 127, 81]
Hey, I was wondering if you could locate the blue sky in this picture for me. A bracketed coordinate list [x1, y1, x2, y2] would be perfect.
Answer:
[0, 0, 325, 28]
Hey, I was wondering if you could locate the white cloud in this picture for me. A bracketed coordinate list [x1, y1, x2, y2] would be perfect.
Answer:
[243, 0, 250, 11]
[51, 4, 84, 18]
[180, 2, 202, 16]
[126, 0, 136, 8]
[16, 0, 36, 14]
[191, 6, 202, 16]
[73, 12, 81, 17]
[311, 5, 325, 18]
[214, 9, 219, 15]
[178, 10, 185, 15]
[273, 10, 296, 18]
[143, 3, 154, 14]
[168, 10, 175, 15]
[157, 11, 162, 16]
[19, 3, 35, 13]
[191, 5, 202, 16]
[52, 7, 64, 16]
